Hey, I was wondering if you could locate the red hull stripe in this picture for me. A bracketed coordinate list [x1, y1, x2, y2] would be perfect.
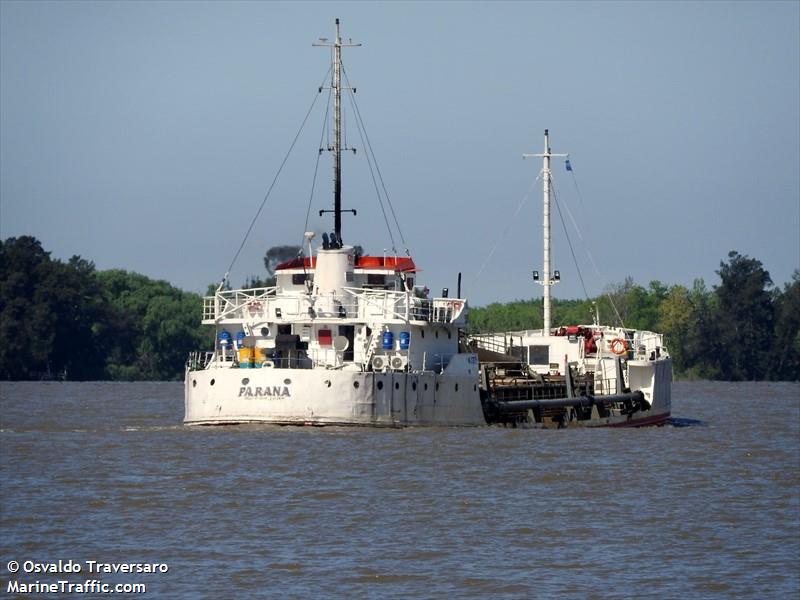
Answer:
[603, 412, 671, 428]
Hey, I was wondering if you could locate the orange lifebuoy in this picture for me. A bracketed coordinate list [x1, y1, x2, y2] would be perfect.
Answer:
[452, 301, 463, 311]
[610, 338, 628, 356]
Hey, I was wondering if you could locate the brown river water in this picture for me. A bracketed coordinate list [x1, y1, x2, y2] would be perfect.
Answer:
[1, 381, 798, 598]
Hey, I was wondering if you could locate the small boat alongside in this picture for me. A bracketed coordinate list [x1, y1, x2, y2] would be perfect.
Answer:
[184, 22, 671, 428]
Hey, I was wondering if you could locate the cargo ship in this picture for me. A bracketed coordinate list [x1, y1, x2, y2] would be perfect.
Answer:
[184, 20, 671, 428]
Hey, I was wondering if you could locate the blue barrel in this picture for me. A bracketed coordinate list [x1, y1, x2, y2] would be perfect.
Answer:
[235, 331, 247, 348]
[218, 330, 231, 347]
[399, 331, 411, 350]
[381, 331, 394, 350]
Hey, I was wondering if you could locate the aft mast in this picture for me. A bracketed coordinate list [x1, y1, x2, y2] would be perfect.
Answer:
[314, 18, 361, 243]
[524, 129, 568, 336]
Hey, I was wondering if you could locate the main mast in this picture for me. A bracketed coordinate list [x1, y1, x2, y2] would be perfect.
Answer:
[524, 129, 568, 336]
[314, 19, 360, 242]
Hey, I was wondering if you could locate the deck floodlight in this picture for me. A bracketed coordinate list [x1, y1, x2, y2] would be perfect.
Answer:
[442, 287, 449, 298]
[275, 308, 282, 318]
[532, 270, 540, 281]
[554, 270, 561, 281]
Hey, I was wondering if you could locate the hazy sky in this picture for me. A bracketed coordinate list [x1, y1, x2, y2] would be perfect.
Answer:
[2, 1, 798, 306]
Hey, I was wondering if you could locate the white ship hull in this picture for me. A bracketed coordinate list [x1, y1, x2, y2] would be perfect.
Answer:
[185, 354, 486, 427]
[185, 353, 670, 428]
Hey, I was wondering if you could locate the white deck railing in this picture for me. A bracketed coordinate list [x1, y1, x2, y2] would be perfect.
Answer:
[202, 286, 466, 325]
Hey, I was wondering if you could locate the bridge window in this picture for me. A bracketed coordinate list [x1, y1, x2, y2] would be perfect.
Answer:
[292, 274, 309, 285]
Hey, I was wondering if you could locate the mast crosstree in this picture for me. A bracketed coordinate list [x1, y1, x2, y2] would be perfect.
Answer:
[314, 18, 361, 243]
[524, 129, 569, 336]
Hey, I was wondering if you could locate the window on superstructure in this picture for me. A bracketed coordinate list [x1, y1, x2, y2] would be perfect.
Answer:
[367, 274, 386, 286]
[529, 345, 549, 365]
[292, 274, 309, 285]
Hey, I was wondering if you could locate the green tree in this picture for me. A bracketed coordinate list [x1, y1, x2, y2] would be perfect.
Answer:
[0, 237, 106, 379]
[0, 236, 54, 378]
[43, 256, 106, 379]
[137, 293, 207, 380]
[658, 284, 692, 373]
[596, 277, 635, 327]
[769, 270, 800, 380]
[96, 269, 209, 380]
[715, 251, 774, 380]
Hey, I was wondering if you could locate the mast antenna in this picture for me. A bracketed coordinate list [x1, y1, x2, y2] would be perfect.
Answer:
[314, 18, 361, 243]
[523, 129, 569, 336]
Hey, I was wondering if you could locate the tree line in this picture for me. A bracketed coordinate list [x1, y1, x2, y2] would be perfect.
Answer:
[0, 236, 210, 380]
[1, 237, 797, 381]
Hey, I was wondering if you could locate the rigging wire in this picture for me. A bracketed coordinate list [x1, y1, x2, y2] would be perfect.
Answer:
[300, 86, 333, 248]
[554, 168, 625, 326]
[343, 67, 408, 252]
[567, 161, 586, 207]
[219, 67, 331, 289]
[472, 174, 541, 283]
[550, 178, 589, 300]
[347, 85, 397, 253]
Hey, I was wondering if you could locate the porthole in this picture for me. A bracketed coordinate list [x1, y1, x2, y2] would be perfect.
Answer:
[324, 380, 331, 388]
[284, 378, 291, 385]
[261, 327, 269, 336]
[242, 378, 250, 385]
[192, 380, 197, 388]
[353, 381, 360, 389]
[448, 331, 452, 339]
[210, 379, 216, 386]
[395, 382, 400, 390]
[377, 381, 384, 390]
[455, 383, 459, 392]
[412, 382, 417, 391]
[435, 382, 439, 391]
[421, 330, 425, 338]
[474, 384, 477, 391]
[435, 331, 439, 339]
[424, 383, 428, 391]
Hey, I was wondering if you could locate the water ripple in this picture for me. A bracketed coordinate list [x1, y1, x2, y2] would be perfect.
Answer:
[1, 380, 798, 598]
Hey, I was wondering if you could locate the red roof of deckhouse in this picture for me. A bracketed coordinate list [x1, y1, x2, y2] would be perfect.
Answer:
[275, 255, 418, 272]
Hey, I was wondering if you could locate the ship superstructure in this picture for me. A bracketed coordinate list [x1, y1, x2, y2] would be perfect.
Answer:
[184, 20, 484, 426]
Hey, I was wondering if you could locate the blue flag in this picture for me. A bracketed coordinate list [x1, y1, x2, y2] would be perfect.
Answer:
[565, 159, 572, 172]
